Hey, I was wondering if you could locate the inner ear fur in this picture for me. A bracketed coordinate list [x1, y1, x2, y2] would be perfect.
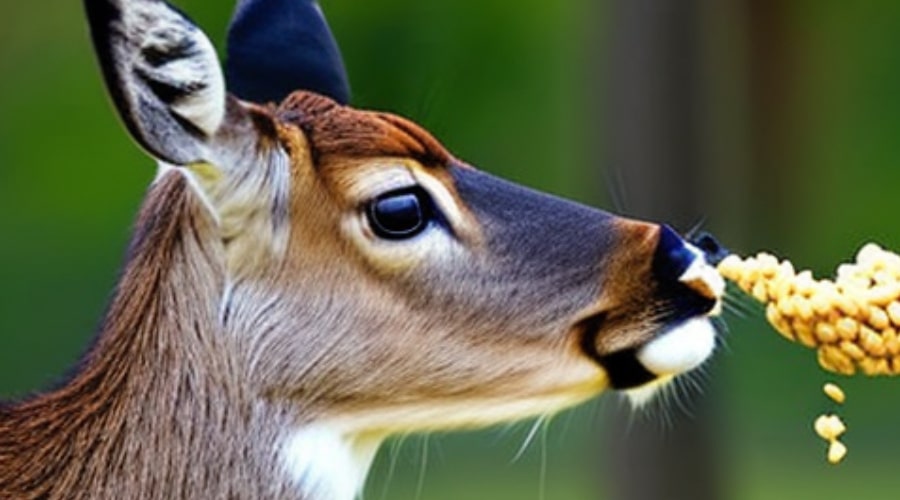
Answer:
[85, 0, 226, 165]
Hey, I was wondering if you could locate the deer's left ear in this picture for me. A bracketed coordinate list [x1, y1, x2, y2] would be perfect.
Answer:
[85, 0, 226, 166]
[226, 0, 351, 105]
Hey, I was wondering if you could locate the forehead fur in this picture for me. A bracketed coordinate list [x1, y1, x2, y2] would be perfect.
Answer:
[273, 91, 451, 166]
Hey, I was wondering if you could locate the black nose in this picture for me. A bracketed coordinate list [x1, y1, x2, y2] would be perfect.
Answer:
[653, 224, 695, 283]
[689, 231, 729, 266]
[652, 224, 719, 322]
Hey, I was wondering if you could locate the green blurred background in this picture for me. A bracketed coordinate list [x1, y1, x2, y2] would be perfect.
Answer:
[3, 0, 900, 498]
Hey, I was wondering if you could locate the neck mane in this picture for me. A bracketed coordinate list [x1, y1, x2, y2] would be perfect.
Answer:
[0, 173, 358, 499]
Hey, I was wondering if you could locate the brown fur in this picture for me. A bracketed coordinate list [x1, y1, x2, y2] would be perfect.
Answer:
[276, 92, 452, 166]
[0, 175, 296, 499]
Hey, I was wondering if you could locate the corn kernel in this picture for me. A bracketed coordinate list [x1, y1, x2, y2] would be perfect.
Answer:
[860, 326, 887, 357]
[795, 271, 817, 297]
[827, 440, 848, 464]
[752, 281, 769, 303]
[891, 355, 900, 373]
[777, 296, 797, 317]
[867, 306, 891, 330]
[795, 322, 818, 348]
[814, 322, 839, 344]
[867, 284, 900, 306]
[840, 341, 866, 361]
[818, 345, 855, 375]
[814, 414, 846, 440]
[883, 327, 900, 355]
[835, 294, 860, 318]
[835, 317, 859, 341]
[887, 301, 900, 327]
[857, 243, 884, 265]
[796, 297, 815, 322]
[823, 383, 845, 404]
[859, 358, 881, 376]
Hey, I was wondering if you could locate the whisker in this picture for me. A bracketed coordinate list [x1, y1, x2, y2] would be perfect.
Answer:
[414, 435, 429, 500]
[723, 291, 760, 318]
[512, 417, 545, 463]
[602, 164, 629, 213]
[538, 422, 549, 500]
[684, 217, 708, 240]
[722, 301, 747, 319]
[415, 75, 447, 126]
[377, 436, 408, 500]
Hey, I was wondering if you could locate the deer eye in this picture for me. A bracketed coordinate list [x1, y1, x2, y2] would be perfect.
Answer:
[366, 187, 433, 240]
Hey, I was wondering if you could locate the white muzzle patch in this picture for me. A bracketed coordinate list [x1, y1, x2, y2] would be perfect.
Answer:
[636, 316, 717, 376]
[637, 242, 722, 377]
[627, 242, 723, 404]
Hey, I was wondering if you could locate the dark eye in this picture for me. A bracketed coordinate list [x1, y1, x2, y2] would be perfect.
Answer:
[366, 187, 433, 239]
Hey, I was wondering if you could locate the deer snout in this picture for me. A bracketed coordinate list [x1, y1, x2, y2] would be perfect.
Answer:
[630, 225, 724, 394]
[586, 223, 724, 398]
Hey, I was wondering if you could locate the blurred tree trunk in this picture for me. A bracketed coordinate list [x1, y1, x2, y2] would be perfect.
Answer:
[584, 0, 799, 498]
[585, 0, 741, 499]
[743, 0, 804, 245]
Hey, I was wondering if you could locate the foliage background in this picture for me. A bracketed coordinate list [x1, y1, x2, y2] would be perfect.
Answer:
[3, 0, 900, 498]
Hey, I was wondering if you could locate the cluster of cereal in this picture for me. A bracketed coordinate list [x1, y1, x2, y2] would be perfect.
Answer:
[717, 243, 900, 376]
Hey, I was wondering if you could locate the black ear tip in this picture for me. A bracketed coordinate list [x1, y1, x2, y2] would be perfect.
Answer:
[689, 231, 729, 266]
[226, 0, 351, 105]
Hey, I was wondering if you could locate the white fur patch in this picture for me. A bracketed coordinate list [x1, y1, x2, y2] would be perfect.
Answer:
[679, 243, 726, 305]
[636, 317, 716, 377]
[126, 1, 226, 136]
[281, 426, 381, 500]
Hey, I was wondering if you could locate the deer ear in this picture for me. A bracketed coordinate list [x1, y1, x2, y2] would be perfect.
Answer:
[84, 0, 226, 166]
[226, 0, 351, 105]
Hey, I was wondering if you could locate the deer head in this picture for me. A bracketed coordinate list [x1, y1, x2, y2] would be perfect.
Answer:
[0, 0, 724, 498]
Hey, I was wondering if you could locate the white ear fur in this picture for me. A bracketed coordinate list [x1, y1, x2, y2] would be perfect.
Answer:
[151, 31, 225, 136]
[86, 0, 226, 165]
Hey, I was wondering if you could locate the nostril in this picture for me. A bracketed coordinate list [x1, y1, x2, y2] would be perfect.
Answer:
[689, 231, 729, 266]
[651, 224, 725, 310]
[653, 224, 696, 283]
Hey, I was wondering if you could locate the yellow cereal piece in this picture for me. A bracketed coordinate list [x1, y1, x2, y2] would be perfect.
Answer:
[868, 306, 891, 331]
[887, 301, 900, 327]
[823, 383, 845, 404]
[859, 326, 887, 357]
[883, 328, 900, 355]
[835, 317, 859, 341]
[751, 281, 768, 303]
[827, 440, 848, 464]
[814, 414, 846, 440]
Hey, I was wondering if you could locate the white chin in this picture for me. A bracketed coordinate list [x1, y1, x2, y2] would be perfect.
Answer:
[636, 317, 716, 377]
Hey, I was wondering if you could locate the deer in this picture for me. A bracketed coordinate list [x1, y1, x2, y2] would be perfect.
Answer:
[0, 0, 726, 498]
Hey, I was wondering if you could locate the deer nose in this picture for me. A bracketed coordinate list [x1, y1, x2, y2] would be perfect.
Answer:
[653, 224, 695, 283]
[653, 224, 725, 304]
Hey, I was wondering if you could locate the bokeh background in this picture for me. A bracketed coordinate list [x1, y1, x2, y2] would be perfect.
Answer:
[3, 0, 900, 498]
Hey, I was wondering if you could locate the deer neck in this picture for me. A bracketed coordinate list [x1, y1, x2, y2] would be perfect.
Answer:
[0, 173, 373, 499]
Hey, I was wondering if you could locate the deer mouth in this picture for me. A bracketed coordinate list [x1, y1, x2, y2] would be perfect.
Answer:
[578, 229, 725, 392]
[580, 309, 719, 393]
